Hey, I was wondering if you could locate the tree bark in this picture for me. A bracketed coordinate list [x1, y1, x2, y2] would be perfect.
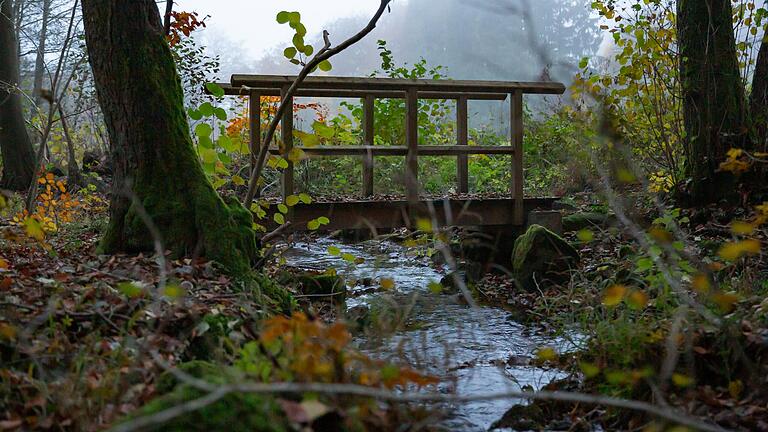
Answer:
[677, 0, 749, 204]
[81, 0, 259, 275]
[32, 0, 51, 106]
[0, 0, 37, 190]
[750, 35, 768, 153]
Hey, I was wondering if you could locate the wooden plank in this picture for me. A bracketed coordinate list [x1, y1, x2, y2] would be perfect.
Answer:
[261, 197, 559, 231]
[405, 88, 419, 204]
[362, 95, 375, 197]
[281, 86, 294, 221]
[266, 145, 515, 156]
[230, 75, 566, 95]
[214, 84, 510, 101]
[511, 90, 524, 225]
[456, 95, 469, 194]
[248, 90, 261, 172]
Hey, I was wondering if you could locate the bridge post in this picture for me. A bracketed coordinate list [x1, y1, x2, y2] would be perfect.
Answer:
[405, 88, 419, 206]
[281, 86, 294, 221]
[248, 90, 261, 181]
[363, 94, 375, 197]
[456, 95, 469, 194]
[511, 90, 524, 225]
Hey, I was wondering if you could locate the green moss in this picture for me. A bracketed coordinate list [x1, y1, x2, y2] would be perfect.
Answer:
[512, 224, 580, 290]
[132, 384, 288, 432]
[562, 212, 616, 232]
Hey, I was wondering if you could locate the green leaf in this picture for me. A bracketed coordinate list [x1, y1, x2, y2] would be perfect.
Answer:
[318, 216, 330, 225]
[200, 148, 218, 164]
[218, 135, 235, 152]
[318, 60, 332, 72]
[276, 11, 291, 24]
[198, 136, 214, 149]
[312, 121, 335, 139]
[277, 204, 288, 214]
[286, 195, 300, 206]
[302, 45, 314, 56]
[274, 213, 285, 225]
[293, 22, 307, 37]
[199, 102, 214, 117]
[307, 220, 320, 230]
[205, 82, 225, 98]
[232, 175, 245, 186]
[327, 246, 341, 256]
[214, 107, 228, 121]
[292, 34, 305, 50]
[283, 47, 298, 59]
[195, 123, 213, 138]
[118, 282, 144, 298]
[287, 11, 301, 24]
[188, 108, 203, 121]
[299, 193, 312, 204]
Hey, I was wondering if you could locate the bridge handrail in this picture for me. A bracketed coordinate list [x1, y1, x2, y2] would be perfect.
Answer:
[214, 74, 566, 225]
[230, 74, 565, 95]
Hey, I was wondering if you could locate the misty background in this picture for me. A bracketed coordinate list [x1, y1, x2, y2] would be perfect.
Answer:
[178, 0, 605, 88]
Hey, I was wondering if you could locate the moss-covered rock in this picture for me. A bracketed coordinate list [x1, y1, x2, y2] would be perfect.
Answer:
[512, 224, 580, 290]
[278, 270, 346, 304]
[562, 212, 617, 232]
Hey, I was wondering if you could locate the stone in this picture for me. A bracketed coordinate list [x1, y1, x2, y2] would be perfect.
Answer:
[562, 212, 617, 232]
[511, 224, 580, 290]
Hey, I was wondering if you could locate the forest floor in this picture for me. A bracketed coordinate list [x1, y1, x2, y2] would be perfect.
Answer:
[1, 187, 768, 430]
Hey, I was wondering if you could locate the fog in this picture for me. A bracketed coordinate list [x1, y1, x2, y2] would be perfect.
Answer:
[181, 0, 603, 86]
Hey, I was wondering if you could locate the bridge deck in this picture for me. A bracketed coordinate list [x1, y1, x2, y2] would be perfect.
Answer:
[267, 197, 559, 231]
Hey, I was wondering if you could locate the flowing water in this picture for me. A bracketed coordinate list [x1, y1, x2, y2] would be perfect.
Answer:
[284, 237, 577, 431]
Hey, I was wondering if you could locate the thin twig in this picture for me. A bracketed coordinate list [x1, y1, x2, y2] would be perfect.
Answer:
[242, 0, 393, 206]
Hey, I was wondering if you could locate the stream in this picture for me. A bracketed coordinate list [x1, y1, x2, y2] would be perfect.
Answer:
[284, 237, 576, 431]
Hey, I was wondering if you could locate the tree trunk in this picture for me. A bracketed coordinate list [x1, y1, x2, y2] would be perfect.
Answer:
[81, 0, 259, 275]
[32, 0, 51, 106]
[0, 0, 37, 190]
[750, 36, 768, 153]
[677, 0, 749, 204]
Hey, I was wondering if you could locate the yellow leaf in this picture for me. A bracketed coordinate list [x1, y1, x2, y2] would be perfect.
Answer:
[691, 273, 711, 294]
[730, 221, 755, 235]
[579, 361, 600, 378]
[627, 290, 649, 310]
[416, 218, 433, 232]
[162, 284, 186, 299]
[23, 217, 45, 241]
[728, 380, 744, 398]
[602, 284, 627, 306]
[649, 227, 673, 244]
[536, 346, 557, 361]
[718, 239, 761, 261]
[232, 175, 245, 186]
[0, 323, 17, 340]
[671, 373, 694, 387]
[577, 229, 594, 242]
[380, 278, 395, 290]
[0, 258, 8, 270]
[712, 292, 739, 313]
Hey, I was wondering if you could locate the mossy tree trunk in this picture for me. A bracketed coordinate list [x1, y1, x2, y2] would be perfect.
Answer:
[0, 0, 37, 191]
[750, 37, 768, 153]
[81, 0, 258, 275]
[677, 0, 749, 204]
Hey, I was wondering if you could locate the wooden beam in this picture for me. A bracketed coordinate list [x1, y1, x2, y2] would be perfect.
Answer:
[214, 84, 510, 101]
[230, 75, 566, 95]
[456, 95, 469, 194]
[362, 95, 375, 197]
[266, 145, 516, 156]
[248, 90, 261, 172]
[511, 90, 524, 225]
[281, 86, 294, 220]
[405, 88, 419, 205]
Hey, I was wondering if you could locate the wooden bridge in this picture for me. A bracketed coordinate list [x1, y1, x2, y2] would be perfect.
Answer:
[217, 75, 566, 232]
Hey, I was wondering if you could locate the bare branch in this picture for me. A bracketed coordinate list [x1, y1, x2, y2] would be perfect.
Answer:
[242, 0, 392, 207]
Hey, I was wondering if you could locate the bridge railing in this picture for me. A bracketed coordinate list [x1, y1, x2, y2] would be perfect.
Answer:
[218, 75, 565, 225]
